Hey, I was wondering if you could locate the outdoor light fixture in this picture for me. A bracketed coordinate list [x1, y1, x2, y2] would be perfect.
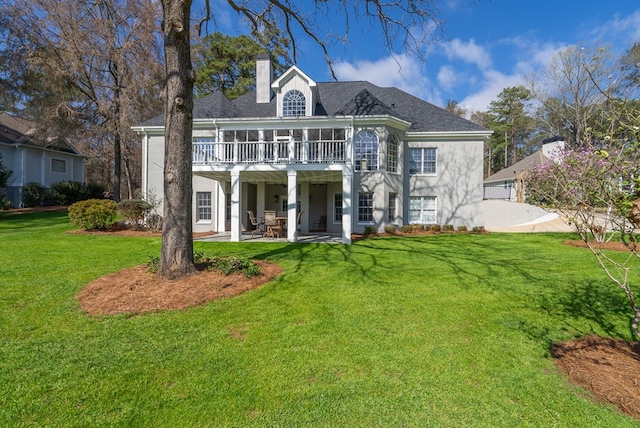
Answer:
[274, 194, 279, 203]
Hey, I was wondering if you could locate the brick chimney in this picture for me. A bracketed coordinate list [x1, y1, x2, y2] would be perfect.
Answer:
[256, 53, 272, 104]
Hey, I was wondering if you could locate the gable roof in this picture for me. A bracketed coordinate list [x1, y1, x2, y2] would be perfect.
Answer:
[271, 65, 316, 91]
[0, 112, 82, 155]
[484, 150, 548, 184]
[141, 79, 487, 133]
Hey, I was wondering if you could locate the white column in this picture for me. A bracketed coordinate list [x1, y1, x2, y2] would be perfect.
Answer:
[300, 181, 309, 235]
[342, 165, 353, 244]
[259, 130, 265, 163]
[141, 134, 148, 199]
[302, 128, 309, 163]
[230, 169, 242, 242]
[287, 169, 297, 242]
[257, 182, 266, 218]
[216, 181, 226, 232]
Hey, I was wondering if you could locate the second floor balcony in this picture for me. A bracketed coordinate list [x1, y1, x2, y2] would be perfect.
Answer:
[193, 139, 347, 166]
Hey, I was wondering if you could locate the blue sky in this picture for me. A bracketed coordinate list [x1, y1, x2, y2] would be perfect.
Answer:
[207, 0, 640, 113]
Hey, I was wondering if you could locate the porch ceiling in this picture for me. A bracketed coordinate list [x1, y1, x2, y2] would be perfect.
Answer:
[193, 169, 343, 184]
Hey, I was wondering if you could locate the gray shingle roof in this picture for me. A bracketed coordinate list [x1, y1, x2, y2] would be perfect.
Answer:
[0, 112, 38, 145]
[334, 89, 398, 117]
[141, 80, 487, 133]
[0, 112, 81, 154]
[484, 151, 548, 183]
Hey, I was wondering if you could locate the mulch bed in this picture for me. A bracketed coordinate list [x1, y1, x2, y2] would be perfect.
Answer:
[552, 336, 640, 419]
[76, 260, 282, 316]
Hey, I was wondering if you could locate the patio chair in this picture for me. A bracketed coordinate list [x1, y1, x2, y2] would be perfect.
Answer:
[313, 215, 327, 231]
[295, 211, 303, 237]
[263, 210, 281, 238]
[247, 210, 263, 237]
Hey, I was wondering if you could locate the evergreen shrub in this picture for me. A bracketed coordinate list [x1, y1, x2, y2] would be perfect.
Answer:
[68, 198, 118, 230]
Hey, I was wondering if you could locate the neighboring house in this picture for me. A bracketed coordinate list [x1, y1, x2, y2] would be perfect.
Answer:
[0, 112, 85, 207]
[133, 55, 492, 244]
[483, 137, 565, 202]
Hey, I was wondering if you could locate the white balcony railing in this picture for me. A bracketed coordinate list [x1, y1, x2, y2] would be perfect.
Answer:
[193, 140, 346, 165]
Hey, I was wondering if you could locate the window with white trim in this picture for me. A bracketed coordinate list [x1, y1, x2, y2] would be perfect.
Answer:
[388, 192, 397, 223]
[358, 192, 374, 223]
[334, 193, 343, 222]
[280, 198, 301, 213]
[387, 133, 399, 173]
[196, 192, 212, 222]
[409, 148, 437, 175]
[51, 158, 66, 173]
[355, 130, 378, 171]
[283, 90, 306, 117]
[409, 196, 436, 224]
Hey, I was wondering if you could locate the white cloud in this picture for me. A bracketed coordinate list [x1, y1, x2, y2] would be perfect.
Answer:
[443, 38, 492, 70]
[437, 65, 458, 90]
[442, 36, 567, 112]
[459, 70, 524, 112]
[590, 9, 640, 45]
[333, 54, 440, 103]
[527, 43, 565, 69]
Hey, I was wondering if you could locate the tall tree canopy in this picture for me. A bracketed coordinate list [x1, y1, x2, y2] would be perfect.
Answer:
[620, 42, 640, 93]
[484, 86, 534, 173]
[444, 99, 467, 118]
[193, 32, 291, 99]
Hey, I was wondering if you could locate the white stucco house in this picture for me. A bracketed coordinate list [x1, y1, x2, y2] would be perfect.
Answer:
[133, 55, 492, 244]
[0, 112, 85, 207]
[483, 137, 565, 202]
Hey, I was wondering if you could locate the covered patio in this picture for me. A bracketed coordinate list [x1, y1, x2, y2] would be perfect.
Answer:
[193, 164, 353, 244]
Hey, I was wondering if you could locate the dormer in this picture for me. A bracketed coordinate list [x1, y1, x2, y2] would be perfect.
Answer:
[271, 65, 318, 117]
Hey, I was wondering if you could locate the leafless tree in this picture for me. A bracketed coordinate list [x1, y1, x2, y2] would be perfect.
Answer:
[0, 0, 164, 200]
[530, 45, 614, 148]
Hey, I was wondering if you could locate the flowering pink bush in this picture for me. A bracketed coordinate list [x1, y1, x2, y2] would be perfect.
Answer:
[526, 146, 638, 241]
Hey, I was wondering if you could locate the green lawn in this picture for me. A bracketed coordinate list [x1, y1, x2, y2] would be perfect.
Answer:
[1, 211, 638, 427]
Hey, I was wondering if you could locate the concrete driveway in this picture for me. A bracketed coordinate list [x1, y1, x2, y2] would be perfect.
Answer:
[482, 200, 573, 232]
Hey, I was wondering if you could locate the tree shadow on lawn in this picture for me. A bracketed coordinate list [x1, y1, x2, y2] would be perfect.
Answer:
[341, 235, 640, 421]
[538, 278, 631, 339]
[350, 234, 545, 291]
[46, 221, 640, 422]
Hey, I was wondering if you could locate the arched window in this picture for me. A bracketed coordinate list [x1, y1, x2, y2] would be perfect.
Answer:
[387, 133, 399, 173]
[355, 129, 378, 171]
[283, 90, 306, 117]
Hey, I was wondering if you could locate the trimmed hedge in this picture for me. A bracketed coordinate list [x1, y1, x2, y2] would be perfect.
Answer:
[22, 181, 106, 207]
[68, 199, 118, 230]
[22, 182, 48, 207]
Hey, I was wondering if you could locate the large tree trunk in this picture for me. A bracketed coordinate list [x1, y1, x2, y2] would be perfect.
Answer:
[123, 155, 134, 199]
[114, 132, 122, 202]
[159, 0, 196, 279]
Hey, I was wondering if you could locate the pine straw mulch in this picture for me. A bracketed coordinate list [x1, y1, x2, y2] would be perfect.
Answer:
[76, 259, 282, 316]
[563, 239, 636, 252]
[552, 336, 640, 419]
